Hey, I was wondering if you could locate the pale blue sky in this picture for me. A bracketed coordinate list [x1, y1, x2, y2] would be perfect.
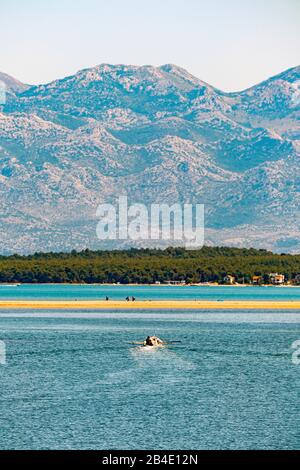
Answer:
[1, 0, 299, 91]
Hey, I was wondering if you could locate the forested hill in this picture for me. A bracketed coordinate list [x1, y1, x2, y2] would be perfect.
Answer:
[1, 246, 300, 284]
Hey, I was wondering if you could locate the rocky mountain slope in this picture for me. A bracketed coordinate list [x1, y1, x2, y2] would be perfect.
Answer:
[0, 64, 299, 253]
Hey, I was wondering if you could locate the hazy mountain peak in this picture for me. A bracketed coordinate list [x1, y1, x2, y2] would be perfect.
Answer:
[0, 72, 30, 94]
[159, 63, 210, 86]
[269, 65, 300, 84]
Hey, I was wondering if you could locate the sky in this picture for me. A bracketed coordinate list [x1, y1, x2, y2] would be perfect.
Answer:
[1, 0, 300, 91]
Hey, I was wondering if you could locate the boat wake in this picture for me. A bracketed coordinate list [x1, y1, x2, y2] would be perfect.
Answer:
[130, 343, 196, 371]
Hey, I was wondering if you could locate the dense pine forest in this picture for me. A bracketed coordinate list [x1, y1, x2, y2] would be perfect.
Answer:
[1, 246, 300, 284]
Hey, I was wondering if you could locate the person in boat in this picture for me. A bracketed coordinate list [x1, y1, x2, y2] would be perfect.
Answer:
[144, 336, 164, 346]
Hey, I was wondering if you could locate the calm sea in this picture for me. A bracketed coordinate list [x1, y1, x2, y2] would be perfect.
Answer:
[0, 285, 299, 449]
[2, 283, 300, 300]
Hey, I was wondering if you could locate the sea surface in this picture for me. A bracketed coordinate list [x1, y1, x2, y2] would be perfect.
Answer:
[0, 285, 300, 449]
[2, 283, 300, 300]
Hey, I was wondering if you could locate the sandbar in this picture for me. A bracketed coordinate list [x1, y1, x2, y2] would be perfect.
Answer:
[0, 300, 300, 310]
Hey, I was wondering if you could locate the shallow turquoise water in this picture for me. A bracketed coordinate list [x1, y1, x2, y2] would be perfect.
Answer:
[0, 308, 299, 450]
[2, 283, 300, 300]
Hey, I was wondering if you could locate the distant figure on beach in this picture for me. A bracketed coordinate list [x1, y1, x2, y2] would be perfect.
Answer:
[105, 296, 109, 301]
[132, 296, 136, 302]
[126, 296, 130, 301]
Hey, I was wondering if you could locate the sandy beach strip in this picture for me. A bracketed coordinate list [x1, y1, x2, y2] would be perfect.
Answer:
[1, 300, 300, 310]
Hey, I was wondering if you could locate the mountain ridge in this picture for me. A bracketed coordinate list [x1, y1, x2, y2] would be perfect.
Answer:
[0, 63, 300, 254]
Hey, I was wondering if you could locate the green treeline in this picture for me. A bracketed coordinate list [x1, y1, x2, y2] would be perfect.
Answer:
[1, 246, 300, 284]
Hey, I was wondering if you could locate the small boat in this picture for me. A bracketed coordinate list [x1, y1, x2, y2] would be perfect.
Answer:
[130, 336, 181, 348]
[143, 336, 164, 347]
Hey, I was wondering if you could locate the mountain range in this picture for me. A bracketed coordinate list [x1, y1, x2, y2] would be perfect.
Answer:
[0, 63, 300, 254]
